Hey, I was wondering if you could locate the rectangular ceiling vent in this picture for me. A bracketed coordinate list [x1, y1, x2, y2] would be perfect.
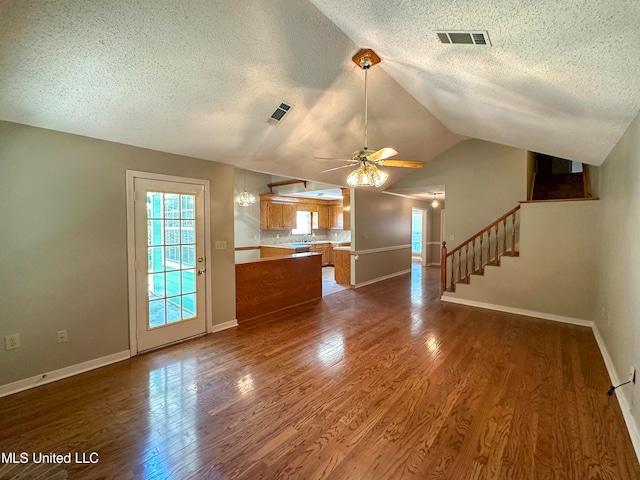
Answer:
[267, 102, 293, 126]
[436, 31, 491, 46]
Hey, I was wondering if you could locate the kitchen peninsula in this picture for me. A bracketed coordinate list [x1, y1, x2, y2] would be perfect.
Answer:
[235, 252, 322, 322]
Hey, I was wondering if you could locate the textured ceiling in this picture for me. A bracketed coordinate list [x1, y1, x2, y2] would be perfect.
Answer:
[0, 0, 638, 194]
[309, 0, 640, 166]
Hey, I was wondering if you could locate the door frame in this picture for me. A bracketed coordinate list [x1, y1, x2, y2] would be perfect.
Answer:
[126, 170, 213, 356]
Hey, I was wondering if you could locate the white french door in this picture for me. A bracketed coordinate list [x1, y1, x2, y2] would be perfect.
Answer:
[129, 174, 208, 353]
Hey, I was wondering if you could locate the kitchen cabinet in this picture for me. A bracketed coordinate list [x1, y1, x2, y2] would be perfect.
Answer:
[260, 193, 343, 231]
[333, 248, 351, 285]
[298, 203, 318, 213]
[315, 205, 330, 229]
[341, 188, 351, 230]
[309, 242, 333, 266]
[329, 205, 343, 229]
[261, 200, 297, 230]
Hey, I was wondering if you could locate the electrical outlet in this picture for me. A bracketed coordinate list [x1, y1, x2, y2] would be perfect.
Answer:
[57, 330, 68, 343]
[5, 334, 20, 350]
[630, 366, 636, 384]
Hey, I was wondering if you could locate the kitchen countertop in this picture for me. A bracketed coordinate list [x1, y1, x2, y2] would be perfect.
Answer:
[235, 251, 321, 265]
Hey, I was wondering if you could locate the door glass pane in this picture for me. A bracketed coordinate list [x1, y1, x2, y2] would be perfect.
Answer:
[182, 293, 196, 318]
[148, 221, 164, 246]
[148, 247, 164, 273]
[181, 195, 194, 219]
[149, 299, 166, 328]
[146, 192, 198, 329]
[182, 269, 195, 294]
[167, 296, 182, 323]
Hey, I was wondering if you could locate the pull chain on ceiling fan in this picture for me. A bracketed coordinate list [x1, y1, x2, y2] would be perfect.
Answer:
[316, 49, 425, 188]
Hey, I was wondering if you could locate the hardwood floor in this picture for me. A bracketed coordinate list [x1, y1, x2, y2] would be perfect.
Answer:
[1, 265, 638, 479]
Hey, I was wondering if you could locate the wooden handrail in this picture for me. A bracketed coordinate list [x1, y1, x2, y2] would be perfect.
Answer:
[446, 205, 521, 257]
[441, 204, 521, 294]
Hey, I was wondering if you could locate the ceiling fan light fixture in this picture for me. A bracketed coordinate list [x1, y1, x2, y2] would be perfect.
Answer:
[346, 162, 389, 188]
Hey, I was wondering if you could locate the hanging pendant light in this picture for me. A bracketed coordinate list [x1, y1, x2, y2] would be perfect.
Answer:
[235, 173, 256, 207]
[431, 193, 440, 208]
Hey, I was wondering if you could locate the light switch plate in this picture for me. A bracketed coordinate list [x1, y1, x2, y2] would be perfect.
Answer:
[214, 240, 227, 250]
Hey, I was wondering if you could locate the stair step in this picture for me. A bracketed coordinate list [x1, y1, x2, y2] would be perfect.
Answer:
[450, 251, 521, 291]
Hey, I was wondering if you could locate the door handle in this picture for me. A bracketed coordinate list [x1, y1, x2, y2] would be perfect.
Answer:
[198, 268, 206, 275]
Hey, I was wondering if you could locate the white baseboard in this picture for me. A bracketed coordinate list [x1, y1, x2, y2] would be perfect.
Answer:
[0, 350, 130, 398]
[354, 269, 411, 288]
[592, 326, 640, 462]
[210, 319, 239, 333]
[427, 262, 441, 266]
[440, 296, 594, 328]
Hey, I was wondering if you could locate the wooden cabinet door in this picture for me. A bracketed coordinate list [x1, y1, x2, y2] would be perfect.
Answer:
[317, 205, 329, 229]
[341, 188, 350, 230]
[329, 206, 343, 229]
[267, 203, 283, 229]
[281, 204, 297, 229]
[326, 245, 334, 265]
[260, 200, 270, 229]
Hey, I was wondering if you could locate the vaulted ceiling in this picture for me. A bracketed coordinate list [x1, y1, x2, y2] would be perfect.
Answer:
[1, 1, 638, 191]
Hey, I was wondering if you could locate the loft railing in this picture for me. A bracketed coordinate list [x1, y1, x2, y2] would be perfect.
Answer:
[441, 205, 521, 293]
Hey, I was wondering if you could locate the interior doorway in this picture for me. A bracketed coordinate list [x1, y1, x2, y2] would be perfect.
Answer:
[412, 208, 427, 267]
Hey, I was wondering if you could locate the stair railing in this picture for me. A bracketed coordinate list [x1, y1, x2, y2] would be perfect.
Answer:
[441, 205, 521, 294]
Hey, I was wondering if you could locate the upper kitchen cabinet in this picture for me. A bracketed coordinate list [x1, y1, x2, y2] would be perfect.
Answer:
[260, 193, 346, 231]
[329, 205, 343, 229]
[341, 188, 350, 231]
[260, 196, 297, 230]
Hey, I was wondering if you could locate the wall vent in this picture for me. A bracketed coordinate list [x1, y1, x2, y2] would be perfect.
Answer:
[436, 31, 491, 46]
[267, 102, 293, 126]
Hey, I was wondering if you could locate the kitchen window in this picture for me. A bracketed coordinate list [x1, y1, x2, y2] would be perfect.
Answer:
[292, 211, 311, 235]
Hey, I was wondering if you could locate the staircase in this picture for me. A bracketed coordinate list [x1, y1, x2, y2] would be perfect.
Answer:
[441, 205, 520, 294]
[440, 155, 593, 295]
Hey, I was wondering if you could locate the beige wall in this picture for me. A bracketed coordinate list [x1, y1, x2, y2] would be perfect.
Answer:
[351, 190, 428, 285]
[391, 139, 528, 249]
[444, 201, 599, 321]
[234, 168, 271, 262]
[595, 109, 640, 438]
[0, 121, 236, 386]
[428, 203, 444, 265]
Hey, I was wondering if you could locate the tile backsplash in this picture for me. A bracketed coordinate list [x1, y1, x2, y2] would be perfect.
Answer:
[261, 229, 351, 245]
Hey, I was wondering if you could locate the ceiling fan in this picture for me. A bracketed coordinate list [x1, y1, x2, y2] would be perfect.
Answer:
[316, 49, 425, 187]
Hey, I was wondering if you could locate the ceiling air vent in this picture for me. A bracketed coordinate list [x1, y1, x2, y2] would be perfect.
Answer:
[267, 102, 293, 126]
[436, 31, 491, 46]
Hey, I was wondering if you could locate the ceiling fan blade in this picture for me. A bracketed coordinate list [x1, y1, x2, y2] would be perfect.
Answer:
[366, 147, 398, 161]
[314, 156, 358, 162]
[378, 159, 425, 168]
[321, 164, 358, 173]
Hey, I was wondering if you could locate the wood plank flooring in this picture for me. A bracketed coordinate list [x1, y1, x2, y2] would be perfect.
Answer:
[1, 264, 638, 479]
